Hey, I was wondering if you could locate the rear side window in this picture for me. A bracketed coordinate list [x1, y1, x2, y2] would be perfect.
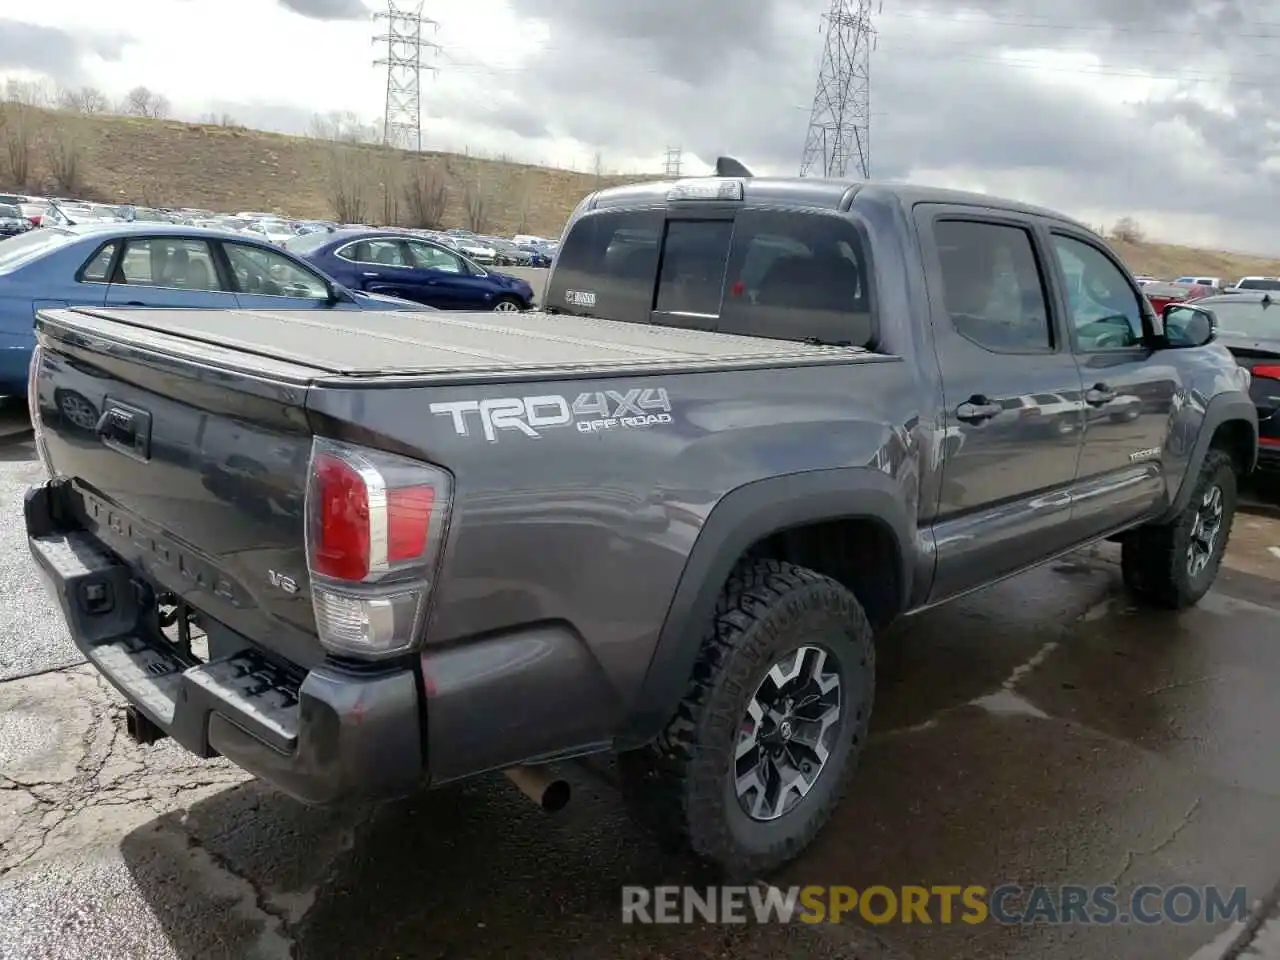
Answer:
[933, 220, 1052, 352]
[546, 210, 663, 323]
[79, 242, 117, 282]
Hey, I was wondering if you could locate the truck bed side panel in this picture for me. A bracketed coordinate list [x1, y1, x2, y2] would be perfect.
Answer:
[33, 333, 323, 669]
[305, 356, 921, 743]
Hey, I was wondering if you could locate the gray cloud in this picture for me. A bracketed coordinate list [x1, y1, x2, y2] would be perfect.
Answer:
[0, 20, 127, 81]
[276, 0, 368, 20]
[447, 0, 1280, 252]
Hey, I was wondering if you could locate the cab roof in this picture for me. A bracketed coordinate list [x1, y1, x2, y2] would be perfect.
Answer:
[584, 176, 1094, 233]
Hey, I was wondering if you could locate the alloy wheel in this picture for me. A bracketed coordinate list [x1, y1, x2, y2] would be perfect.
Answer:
[1187, 483, 1224, 578]
[734, 645, 842, 822]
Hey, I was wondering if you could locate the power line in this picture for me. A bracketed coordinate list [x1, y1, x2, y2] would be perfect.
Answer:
[663, 146, 683, 176]
[373, 0, 440, 151]
[801, 0, 877, 180]
[879, 9, 1280, 37]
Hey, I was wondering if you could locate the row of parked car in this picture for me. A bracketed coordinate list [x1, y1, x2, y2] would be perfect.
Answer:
[0, 211, 550, 396]
[0, 191, 561, 266]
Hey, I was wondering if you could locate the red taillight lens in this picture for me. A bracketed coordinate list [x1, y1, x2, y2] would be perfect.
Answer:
[305, 437, 453, 659]
[1253, 364, 1280, 380]
[312, 453, 371, 580]
[387, 485, 434, 561]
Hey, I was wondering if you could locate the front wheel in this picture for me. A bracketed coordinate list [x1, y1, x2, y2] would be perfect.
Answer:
[1122, 449, 1237, 609]
[492, 296, 523, 312]
[618, 559, 874, 879]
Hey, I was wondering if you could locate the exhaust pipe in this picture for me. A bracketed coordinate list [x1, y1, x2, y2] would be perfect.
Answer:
[503, 765, 570, 812]
[124, 706, 166, 746]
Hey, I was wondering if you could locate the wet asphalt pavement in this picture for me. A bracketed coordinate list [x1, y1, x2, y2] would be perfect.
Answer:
[2, 404, 1280, 959]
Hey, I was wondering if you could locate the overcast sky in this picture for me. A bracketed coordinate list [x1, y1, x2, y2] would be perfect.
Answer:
[0, 0, 1276, 253]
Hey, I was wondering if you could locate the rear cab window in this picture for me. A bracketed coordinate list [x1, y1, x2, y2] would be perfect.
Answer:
[545, 207, 876, 347]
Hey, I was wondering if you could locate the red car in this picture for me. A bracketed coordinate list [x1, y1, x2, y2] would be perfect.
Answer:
[1143, 280, 1212, 314]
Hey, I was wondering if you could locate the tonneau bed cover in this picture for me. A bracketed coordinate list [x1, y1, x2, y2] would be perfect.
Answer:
[36, 306, 876, 385]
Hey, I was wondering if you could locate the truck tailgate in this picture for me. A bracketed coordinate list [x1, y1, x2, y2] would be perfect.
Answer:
[31, 314, 326, 669]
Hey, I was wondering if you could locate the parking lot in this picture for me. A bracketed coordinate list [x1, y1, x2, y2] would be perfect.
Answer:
[0, 401, 1278, 960]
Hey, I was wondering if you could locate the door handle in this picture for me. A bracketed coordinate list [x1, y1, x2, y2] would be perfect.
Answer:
[362, 272, 380, 278]
[124, 301, 144, 306]
[955, 396, 1003, 423]
[1084, 384, 1116, 406]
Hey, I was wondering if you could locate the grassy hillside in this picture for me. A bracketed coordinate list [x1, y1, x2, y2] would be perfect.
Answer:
[3, 103, 1278, 280]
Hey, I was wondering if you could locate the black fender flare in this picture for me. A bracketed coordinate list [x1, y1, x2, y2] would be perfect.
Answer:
[1160, 392, 1257, 522]
[614, 467, 914, 749]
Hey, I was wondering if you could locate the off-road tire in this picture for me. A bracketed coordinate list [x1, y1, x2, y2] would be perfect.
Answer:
[618, 559, 875, 880]
[1121, 449, 1237, 609]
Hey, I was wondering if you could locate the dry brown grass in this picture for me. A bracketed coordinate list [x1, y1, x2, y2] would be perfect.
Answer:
[3, 103, 1278, 280]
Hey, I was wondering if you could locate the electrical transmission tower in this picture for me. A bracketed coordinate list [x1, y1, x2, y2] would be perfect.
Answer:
[373, 0, 439, 151]
[799, 0, 876, 180]
[663, 146, 683, 177]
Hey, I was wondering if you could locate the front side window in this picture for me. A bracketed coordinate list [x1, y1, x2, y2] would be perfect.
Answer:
[114, 238, 224, 290]
[224, 242, 329, 298]
[934, 220, 1052, 353]
[1052, 233, 1144, 351]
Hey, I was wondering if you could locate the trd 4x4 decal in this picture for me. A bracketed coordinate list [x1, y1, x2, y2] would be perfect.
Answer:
[429, 388, 672, 441]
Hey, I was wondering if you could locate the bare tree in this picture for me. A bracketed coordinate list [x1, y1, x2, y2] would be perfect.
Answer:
[4, 104, 37, 188]
[5, 78, 50, 106]
[200, 111, 238, 126]
[462, 177, 490, 232]
[513, 175, 533, 233]
[44, 128, 84, 193]
[310, 110, 372, 143]
[1110, 216, 1144, 243]
[58, 85, 109, 114]
[379, 155, 402, 226]
[324, 144, 368, 224]
[123, 86, 169, 119]
[592, 150, 605, 186]
[402, 162, 448, 228]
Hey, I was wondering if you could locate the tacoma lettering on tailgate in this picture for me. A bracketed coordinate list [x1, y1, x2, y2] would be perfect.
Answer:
[429, 388, 673, 441]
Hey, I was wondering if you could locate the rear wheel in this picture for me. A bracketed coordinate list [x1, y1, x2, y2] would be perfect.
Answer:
[492, 296, 522, 312]
[618, 559, 874, 879]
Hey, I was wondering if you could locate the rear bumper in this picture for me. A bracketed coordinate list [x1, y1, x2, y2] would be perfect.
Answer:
[24, 482, 424, 806]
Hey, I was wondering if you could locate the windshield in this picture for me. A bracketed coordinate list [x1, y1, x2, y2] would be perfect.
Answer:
[1235, 278, 1280, 290]
[1204, 299, 1280, 338]
[0, 204, 20, 218]
[0, 227, 75, 273]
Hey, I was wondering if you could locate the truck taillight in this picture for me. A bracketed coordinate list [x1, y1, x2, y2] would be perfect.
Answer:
[305, 437, 452, 659]
[26, 346, 55, 478]
[1253, 364, 1280, 380]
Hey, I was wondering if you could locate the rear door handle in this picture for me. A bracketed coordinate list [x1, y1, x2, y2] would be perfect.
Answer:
[124, 301, 144, 306]
[1084, 384, 1116, 406]
[363, 272, 380, 278]
[955, 397, 1003, 423]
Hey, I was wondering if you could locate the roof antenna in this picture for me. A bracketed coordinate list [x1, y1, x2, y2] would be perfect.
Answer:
[715, 156, 753, 177]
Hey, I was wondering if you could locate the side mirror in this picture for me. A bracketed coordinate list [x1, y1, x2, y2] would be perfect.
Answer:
[325, 280, 351, 305]
[1161, 303, 1217, 348]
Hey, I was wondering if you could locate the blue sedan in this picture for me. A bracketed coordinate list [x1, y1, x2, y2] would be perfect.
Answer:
[283, 229, 536, 312]
[0, 223, 430, 395]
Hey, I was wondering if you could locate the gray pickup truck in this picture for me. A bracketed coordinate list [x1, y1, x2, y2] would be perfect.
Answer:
[24, 168, 1257, 878]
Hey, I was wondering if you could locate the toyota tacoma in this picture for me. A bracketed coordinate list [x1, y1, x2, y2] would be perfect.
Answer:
[24, 165, 1257, 878]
